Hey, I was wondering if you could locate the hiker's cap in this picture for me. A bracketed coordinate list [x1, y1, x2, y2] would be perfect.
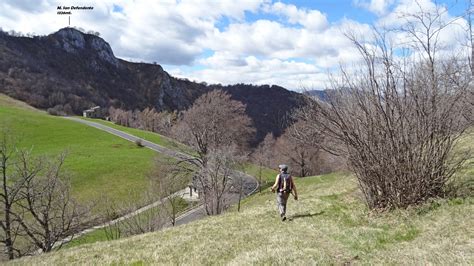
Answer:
[278, 164, 288, 171]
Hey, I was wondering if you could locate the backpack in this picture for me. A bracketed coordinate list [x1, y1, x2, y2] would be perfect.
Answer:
[277, 173, 292, 193]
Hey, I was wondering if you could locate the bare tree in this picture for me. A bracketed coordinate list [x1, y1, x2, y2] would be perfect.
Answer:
[100, 197, 164, 240]
[118, 204, 163, 236]
[233, 172, 245, 212]
[464, 0, 474, 124]
[303, 4, 473, 209]
[109, 106, 179, 136]
[148, 157, 188, 226]
[174, 90, 255, 166]
[168, 90, 255, 215]
[291, 97, 332, 152]
[0, 132, 34, 259]
[108, 107, 133, 127]
[100, 156, 191, 238]
[276, 121, 321, 177]
[291, 107, 347, 174]
[16, 153, 87, 253]
[252, 133, 277, 192]
[466, 0, 474, 75]
[195, 147, 239, 215]
[228, 156, 247, 212]
[253, 119, 323, 177]
[101, 198, 122, 241]
[1, 133, 88, 258]
[159, 193, 181, 227]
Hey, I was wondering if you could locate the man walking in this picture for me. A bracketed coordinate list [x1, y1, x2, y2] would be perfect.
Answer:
[271, 164, 298, 221]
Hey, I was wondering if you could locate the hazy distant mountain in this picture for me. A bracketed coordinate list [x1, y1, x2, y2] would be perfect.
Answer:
[305, 89, 329, 101]
[0, 27, 305, 143]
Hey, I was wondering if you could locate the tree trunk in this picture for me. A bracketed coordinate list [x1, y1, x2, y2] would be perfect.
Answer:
[4, 206, 14, 260]
[2, 159, 14, 260]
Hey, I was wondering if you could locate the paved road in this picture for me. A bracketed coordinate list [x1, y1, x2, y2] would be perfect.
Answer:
[65, 117, 192, 161]
[63, 117, 259, 233]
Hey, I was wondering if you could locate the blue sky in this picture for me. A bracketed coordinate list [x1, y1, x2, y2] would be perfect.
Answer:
[0, 0, 469, 90]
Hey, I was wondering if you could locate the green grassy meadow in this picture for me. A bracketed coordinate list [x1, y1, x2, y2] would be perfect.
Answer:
[0, 95, 164, 209]
[80, 117, 194, 155]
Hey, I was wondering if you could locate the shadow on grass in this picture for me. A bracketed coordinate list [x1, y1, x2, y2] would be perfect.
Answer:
[289, 211, 324, 221]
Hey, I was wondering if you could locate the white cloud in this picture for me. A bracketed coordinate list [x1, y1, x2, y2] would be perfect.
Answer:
[354, 0, 395, 16]
[2, 0, 55, 13]
[202, 16, 370, 70]
[264, 2, 328, 31]
[113, 1, 206, 64]
[199, 51, 247, 67]
[0, 0, 467, 91]
[181, 15, 371, 90]
[173, 55, 328, 90]
[204, 20, 301, 58]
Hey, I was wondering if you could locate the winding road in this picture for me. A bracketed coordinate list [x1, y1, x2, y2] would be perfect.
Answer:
[61, 117, 259, 242]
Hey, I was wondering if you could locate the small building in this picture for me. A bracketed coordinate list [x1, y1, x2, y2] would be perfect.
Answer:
[83, 106, 101, 118]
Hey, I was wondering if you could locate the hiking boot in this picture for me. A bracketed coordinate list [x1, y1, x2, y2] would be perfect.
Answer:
[281, 216, 287, 221]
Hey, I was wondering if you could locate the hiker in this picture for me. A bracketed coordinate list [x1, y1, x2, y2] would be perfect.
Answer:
[271, 164, 298, 221]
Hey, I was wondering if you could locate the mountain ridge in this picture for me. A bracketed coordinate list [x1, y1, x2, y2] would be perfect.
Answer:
[0, 27, 305, 143]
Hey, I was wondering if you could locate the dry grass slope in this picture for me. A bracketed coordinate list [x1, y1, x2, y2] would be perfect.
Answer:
[11, 171, 473, 265]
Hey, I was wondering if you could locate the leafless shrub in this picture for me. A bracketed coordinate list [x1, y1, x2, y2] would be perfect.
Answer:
[47, 105, 67, 116]
[301, 5, 473, 209]
[135, 139, 144, 148]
